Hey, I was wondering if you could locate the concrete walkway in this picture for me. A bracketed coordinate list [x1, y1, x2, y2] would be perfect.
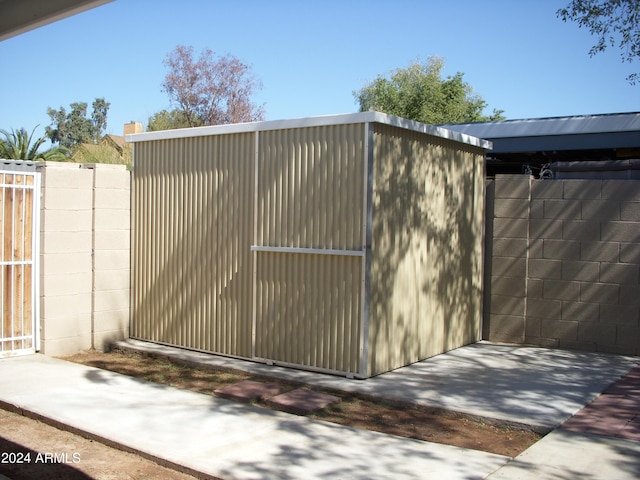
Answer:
[0, 341, 639, 479]
[0, 354, 508, 480]
[116, 339, 637, 430]
[488, 364, 640, 479]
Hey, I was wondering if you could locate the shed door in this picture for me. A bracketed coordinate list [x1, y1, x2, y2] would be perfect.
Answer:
[252, 126, 366, 375]
[0, 171, 40, 357]
[253, 250, 364, 374]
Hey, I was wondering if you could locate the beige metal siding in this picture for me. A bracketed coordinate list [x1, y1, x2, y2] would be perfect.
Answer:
[254, 252, 362, 373]
[368, 124, 485, 376]
[129, 115, 486, 377]
[256, 125, 364, 250]
[131, 134, 255, 357]
[254, 125, 365, 373]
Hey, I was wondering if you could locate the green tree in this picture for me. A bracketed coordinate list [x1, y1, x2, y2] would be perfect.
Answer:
[354, 57, 505, 124]
[147, 108, 197, 131]
[91, 97, 110, 135]
[0, 127, 68, 161]
[558, 0, 639, 84]
[45, 97, 111, 150]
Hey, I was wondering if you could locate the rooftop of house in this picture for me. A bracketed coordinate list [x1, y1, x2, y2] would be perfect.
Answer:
[442, 112, 640, 176]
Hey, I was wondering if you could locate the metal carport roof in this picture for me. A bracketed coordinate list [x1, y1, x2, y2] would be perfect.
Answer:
[0, 0, 112, 41]
[442, 112, 640, 175]
[442, 112, 640, 154]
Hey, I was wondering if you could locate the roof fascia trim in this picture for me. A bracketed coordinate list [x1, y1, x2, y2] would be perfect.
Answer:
[126, 111, 492, 150]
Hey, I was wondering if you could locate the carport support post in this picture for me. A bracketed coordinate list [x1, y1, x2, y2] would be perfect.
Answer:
[359, 123, 374, 378]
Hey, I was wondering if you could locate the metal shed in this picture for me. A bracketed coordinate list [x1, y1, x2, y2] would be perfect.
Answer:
[128, 112, 490, 378]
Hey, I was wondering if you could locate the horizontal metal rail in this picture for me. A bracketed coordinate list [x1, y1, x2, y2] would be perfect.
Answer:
[0, 335, 33, 342]
[251, 245, 364, 257]
[0, 183, 36, 189]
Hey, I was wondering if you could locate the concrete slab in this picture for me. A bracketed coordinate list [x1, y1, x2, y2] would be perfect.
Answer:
[115, 339, 639, 430]
[266, 388, 340, 415]
[0, 355, 509, 480]
[214, 380, 285, 403]
[487, 429, 640, 480]
[357, 343, 638, 429]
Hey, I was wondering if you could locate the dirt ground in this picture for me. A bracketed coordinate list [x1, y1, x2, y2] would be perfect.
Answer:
[0, 409, 199, 480]
[65, 350, 541, 456]
[0, 349, 542, 479]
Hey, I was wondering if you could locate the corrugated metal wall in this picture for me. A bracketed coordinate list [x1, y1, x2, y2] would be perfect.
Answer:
[254, 253, 362, 373]
[253, 125, 365, 373]
[130, 116, 485, 377]
[368, 124, 485, 376]
[256, 126, 364, 250]
[132, 125, 366, 372]
[131, 134, 255, 357]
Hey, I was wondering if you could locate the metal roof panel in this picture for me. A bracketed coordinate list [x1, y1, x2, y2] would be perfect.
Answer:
[442, 112, 640, 140]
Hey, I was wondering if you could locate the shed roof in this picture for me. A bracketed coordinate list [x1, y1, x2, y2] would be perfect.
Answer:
[126, 111, 492, 150]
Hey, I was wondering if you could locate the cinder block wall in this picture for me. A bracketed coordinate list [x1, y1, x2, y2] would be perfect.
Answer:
[485, 175, 640, 355]
[39, 163, 94, 355]
[38, 162, 130, 356]
[91, 164, 131, 351]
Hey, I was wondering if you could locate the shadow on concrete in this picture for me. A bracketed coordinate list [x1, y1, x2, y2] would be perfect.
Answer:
[113, 339, 639, 431]
[350, 343, 638, 429]
[67, 360, 508, 479]
[0, 436, 90, 480]
[207, 414, 505, 480]
[490, 430, 640, 479]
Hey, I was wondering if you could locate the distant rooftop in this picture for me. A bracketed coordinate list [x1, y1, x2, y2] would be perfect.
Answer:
[442, 112, 640, 175]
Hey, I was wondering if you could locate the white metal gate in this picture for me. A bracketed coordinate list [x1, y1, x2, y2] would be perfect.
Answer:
[0, 168, 40, 357]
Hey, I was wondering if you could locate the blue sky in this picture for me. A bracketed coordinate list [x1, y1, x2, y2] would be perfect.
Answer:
[0, 0, 638, 140]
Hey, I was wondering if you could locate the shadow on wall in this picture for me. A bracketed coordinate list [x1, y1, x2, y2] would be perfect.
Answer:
[132, 128, 364, 371]
[132, 126, 485, 377]
[253, 125, 365, 373]
[484, 176, 640, 355]
[131, 135, 254, 357]
[370, 127, 484, 374]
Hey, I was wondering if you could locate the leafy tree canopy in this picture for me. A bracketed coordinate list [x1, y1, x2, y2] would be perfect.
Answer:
[147, 108, 197, 131]
[354, 57, 505, 124]
[0, 127, 68, 161]
[162, 45, 265, 127]
[45, 97, 110, 150]
[558, 0, 640, 84]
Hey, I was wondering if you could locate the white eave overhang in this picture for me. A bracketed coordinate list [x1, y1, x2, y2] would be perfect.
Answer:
[126, 111, 493, 151]
[0, 0, 113, 42]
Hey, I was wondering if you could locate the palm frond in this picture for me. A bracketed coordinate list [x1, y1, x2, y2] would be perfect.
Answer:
[0, 126, 70, 161]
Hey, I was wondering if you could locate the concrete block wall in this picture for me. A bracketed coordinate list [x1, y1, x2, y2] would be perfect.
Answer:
[38, 162, 130, 356]
[484, 176, 529, 343]
[91, 164, 131, 351]
[39, 163, 93, 355]
[485, 175, 640, 355]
